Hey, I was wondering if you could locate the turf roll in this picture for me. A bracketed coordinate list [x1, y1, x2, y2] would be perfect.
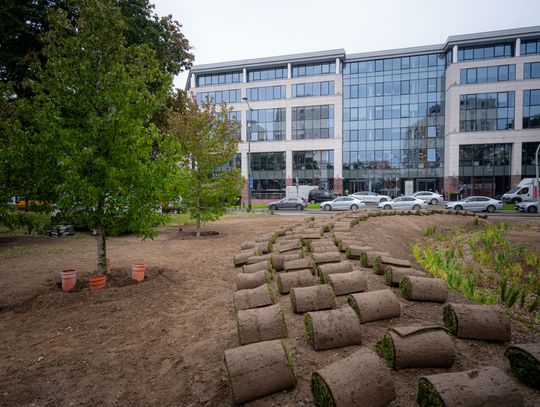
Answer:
[278, 240, 302, 253]
[271, 252, 302, 271]
[233, 283, 275, 311]
[256, 233, 276, 243]
[417, 366, 523, 407]
[318, 261, 353, 278]
[284, 257, 312, 272]
[383, 266, 425, 286]
[400, 276, 448, 302]
[236, 304, 287, 345]
[311, 347, 396, 407]
[311, 251, 341, 265]
[311, 244, 339, 254]
[505, 343, 540, 389]
[374, 256, 411, 274]
[302, 232, 322, 240]
[277, 269, 317, 294]
[246, 253, 273, 265]
[345, 245, 374, 259]
[359, 250, 390, 269]
[304, 307, 362, 350]
[290, 284, 335, 313]
[243, 261, 270, 274]
[224, 339, 296, 404]
[338, 239, 365, 252]
[376, 326, 456, 369]
[326, 271, 368, 296]
[443, 303, 511, 341]
[280, 233, 303, 241]
[240, 242, 256, 250]
[233, 249, 258, 267]
[332, 226, 351, 233]
[310, 239, 337, 250]
[348, 289, 401, 323]
[236, 270, 270, 290]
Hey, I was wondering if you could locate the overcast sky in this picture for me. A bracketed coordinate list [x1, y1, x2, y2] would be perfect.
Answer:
[152, 0, 540, 89]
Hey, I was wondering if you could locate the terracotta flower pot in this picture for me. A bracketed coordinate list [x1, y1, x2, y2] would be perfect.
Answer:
[132, 263, 145, 282]
[106, 257, 111, 274]
[61, 269, 77, 292]
[89, 275, 106, 291]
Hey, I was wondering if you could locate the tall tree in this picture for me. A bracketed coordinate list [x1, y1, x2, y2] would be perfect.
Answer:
[169, 96, 244, 237]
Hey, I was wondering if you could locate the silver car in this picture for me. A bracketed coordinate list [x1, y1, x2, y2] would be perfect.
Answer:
[320, 196, 366, 211]
[378, 196, 428, 210]
[411, 191, 444, 205]
[445, 196, 502, 213]
[351, 191, 391, 203]
[515, 201, 538, 213]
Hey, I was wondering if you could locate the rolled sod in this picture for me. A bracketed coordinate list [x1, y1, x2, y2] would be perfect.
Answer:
[373, 255, 410, 275]
[309, 239, 336, 250]
[332, 226, 351, 234]
[318, 261, 353, 277]
[332, 232, 353, 243]
[376, 326, 456, 369]
[233, 250, 258, 267]
[311, 347, 396, 407]
[345, 245, 374, 259]
[256, 233, 276, 243]
[305, 307, 362, 350]
[280, 233, 303, 241]
[302, 232, 322, 241]
[284, 257, 312, 272]
[275, 228, 287, 237]
[348, 289, 400, 323]
[236, 270, 271, 290]
[417, 366, 523, 407]
[400, 276, 448, 302]
[383, 266, 425, 286]
[243, 261, 270, 274]
[277, 269, 318, 294]
[326, 270, 367, 295]
[359, 250, 390, 269]
[246, 253, 273, 265]
[310, 244, 339, 254]
[290, 284, 335, 313]
[254, 241, 272, 254]
[233, 283, 275, 311]
[443, 303, 511, 341]
[236, 304, 287, 345]
[505, 343, 540, 389]
[240, 242, 256, 250]
[224, 339, 296, 404]
[271, 252, 302, 272]
[311, 251, 341, 265]
[278, 240, 301, 253]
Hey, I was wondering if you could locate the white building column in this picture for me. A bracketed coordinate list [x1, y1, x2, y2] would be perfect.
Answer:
[511, 141, 523, 179]
[287, 63, 292, 79]
[285, 150, 293, 180]
[243, 67, 247, 83]
[452, 45, 458, 63]
[190, 73, 196, 88]
[335, 58, 340, 74]
[516, 38, 521, 57]
[240, 151, 249, 179]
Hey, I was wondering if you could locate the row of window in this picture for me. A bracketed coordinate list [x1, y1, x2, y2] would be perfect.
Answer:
[457, 43, 514, 61]
[343, 148, 442, 170]
[344, 126, 442, 142]
[196, 89, 240, 104]
[293, 150, 334, 170]
[292, 105, 334, 139]
[292, 61, 336, 77]
[248, 66, 288, 82]
[460, 64, 516, 84]
[345, 103, 442, 121]
[247, 108, 286, 142]
[291, 81, 334, 98]
[246, 85, 286, 101]
[345, 78, 442, 99]
[343, 54, 445, 75]
[459, 92, 515, 132]
[197, 71, 242, 87]
[521, 39, 540, 56]
[459, 144, 511, 168]
[524, 62, 540, 80]
[523, 89, 540, 129]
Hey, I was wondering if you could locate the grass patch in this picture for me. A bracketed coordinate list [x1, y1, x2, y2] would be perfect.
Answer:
[276, 274, 284, 294]
[383, 267, 393, 285]
[268, 283, 276, 304]
[399, 276, 412, 299]
[290, 289, 297, 311]
[417, 378, 444, 407]
[359, 252, 367, 267]
[347, 296, 362, 320]
[281, 342, 298, 382]
[375, 334, 395, 368]
[311, 374, 335, 407]
[505, 348, 540, 390]
[372, 256, 382, 274]
[442, 304, 457, 335]
[304, 314, 315, 347]
[425, 225, 436, 236]
[502, 203, 515, 211]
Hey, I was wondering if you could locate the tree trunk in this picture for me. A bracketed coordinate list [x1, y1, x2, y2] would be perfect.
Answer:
[196, 215, 201, 238]
[96, 223, 107, 275]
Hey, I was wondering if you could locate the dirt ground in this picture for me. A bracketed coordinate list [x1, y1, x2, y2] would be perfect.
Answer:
[0, 213, 539, 406]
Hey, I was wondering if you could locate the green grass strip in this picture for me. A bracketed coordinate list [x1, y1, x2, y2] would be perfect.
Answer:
[264, 271, 273, 284]
[359, 252, 367, 267]
[281, 307, 289, 336]
[268, 283, 276, 304]
[345, 247, 352, 259]
[383, 266, 393, 286]
[282, 341, 298, 383]
[290, 289, 297, 312]
[506, 348, 540, 390]
[442, 304, 458, 335]
[276, 274, 284, 294]
[400, 276, 412, 299]
[311, 373, 336, 407]
[373, 256, 382, 274]
[347, 296, 362, 320]
[376, 333, 396, 368]
[222, 356, 236, 402]
[417, 378, 444, 407]
[304, 313, 315, 347]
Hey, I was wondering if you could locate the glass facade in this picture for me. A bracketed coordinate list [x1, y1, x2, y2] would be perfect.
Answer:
[197, 71, 242, 87]
[292, 61, 336, 77]
[250, 152, 286, 197]
[228, 111, 241, 139]
[292, 105, 334, 139]
[342, 53, 446, 196]
[523, 89, 540, 129]
[293, 150, 335, 190]
[522, 142, 540, 176]
[246, 85, 286, 101]
[457, 43, 513, 61]
[197, 89, 240, 104]
[524, 62, 540, 80]
[459, 92, 515, 132]
[248, 66, 288, 82]
[460, 64, 515, 84]
[247, 108, 286, 142]
[292, 81, 335, 97]
[521, 39, 540, 56]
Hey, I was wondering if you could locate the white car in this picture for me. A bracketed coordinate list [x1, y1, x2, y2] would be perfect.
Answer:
[515, 201, 538, 213]
[378, 196, 428, 210]
[320, 196, 366, 211]
[445, 196, 502, 213]
[351, 191, 391, 203]
[411, 191, 444, 205]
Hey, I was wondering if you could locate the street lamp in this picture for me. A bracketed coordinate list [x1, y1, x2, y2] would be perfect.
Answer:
[242, 97, 253, 212]
[536, 143, 540, 216]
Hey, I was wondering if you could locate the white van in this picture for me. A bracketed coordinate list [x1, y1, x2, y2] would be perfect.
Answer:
[502, 178, 538, 204]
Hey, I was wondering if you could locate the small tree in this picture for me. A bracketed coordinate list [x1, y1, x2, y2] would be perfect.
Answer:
[169, 96, 243, 237]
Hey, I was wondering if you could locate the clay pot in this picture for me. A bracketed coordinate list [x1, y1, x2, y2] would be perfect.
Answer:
[132, 263, 145, 282]
[89, 275, 106, 291]
[61, 269, 77, 292]
[106, 257, 111, 274]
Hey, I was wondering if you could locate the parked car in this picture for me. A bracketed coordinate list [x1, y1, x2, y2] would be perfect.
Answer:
[378, 196, 427, 210]
[320, 196, 366, 211]
[308, 189, 336, 204]
[515, 201, 538, 213]
[268, 197, 306, 211]
[411, 191, 444, 205]
[445, 196, 502, 213]
[350, 191, 391, 203]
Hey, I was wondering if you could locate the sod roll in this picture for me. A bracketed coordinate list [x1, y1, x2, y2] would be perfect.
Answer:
[271, 252, 302, 271]
[327, 271, 368, 296]
[246, 253, 273, 265]
[241, 242, 256, 250]
[348, 289, 401, 323]
[311, 244, 339, 254]
[233, 283, 275, 311]
[290, 284, 335, 313]
[277, 269, 318, 294]
[305, 307, 362, 351]
[312, 251, 341, 265]
[505, 343, 540, 390]
[332, 226, 351, 233]
[374, 255, 411, 274]
[311, 347, 396, 407]
[254, 241, 271, 254]
[284, 257, 312, 272]
[400, 276, 449, 302]
[359, 250, 390, 269]
[338, 240, 365, 252]
[243, 261, 270, 274]
[302, 232, 322, 241]
[236, 270, 270, 290]
[318, 261, 353, 279]
[233, 250, 257, 267]
[383, 266, 425, 286]
[224, 339, 296, 404]
[376, 326, 456, 370]
[278, 240, 301, 253]
[256, 233, 275, 243]
[417, 366, 523, 407]
[280, 233, 303, 241]
[236, 304, 287, 345]
[443, 303, 511, 341]
[310, 240, 337, 250]
[345, 245, 373, 259]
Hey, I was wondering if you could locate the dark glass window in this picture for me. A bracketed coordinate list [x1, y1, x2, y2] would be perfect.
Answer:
[457, 43, 513, 61]
[293, 150, 335, 190]
[459, 64, 515, 84]
[227, 111, 241, 139]
[459, 92, 515, 131]
[523, 89, 540, 129]
[521, 39, 540, 56]
[292, 81, 334, 97]
[197, 71, 242, 87]
[292, 61, 336, 77]
[247, 108, 286, 142]
[250, 152, 286, 194]
[522, 142, 540, 176]
[196, 89, 240, 104]
[246, 85, 286, 101]
[292, 105, 334, 139]
[524, 62, 540, 80]
[248, 66, 288, 82]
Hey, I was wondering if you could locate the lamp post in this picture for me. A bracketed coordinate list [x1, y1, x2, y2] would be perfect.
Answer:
[242, 97, 253, 212]
[536, 143, 540, 216]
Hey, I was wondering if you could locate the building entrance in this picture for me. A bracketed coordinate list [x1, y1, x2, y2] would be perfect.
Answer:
[417, 178, 438, 193]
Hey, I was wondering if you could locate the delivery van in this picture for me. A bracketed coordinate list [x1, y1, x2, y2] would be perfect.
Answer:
[502, 178, 538, 204]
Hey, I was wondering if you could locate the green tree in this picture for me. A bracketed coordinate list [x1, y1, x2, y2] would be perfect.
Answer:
[169, 96, 244, 237]
[26, 0, 179, 273]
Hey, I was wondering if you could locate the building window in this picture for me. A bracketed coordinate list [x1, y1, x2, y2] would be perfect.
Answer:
[292, 81, 334, 97]
[250, 152, 286, 195]
[246, 85, 286, 101]
[197, 71, 242, 87]
[522, 142, 540, 176]
[292, 61, 336, 77]
[521, 39, 540, 56]
[459, 65, 515, 84]
[228, 111, 241, 139]
[196, 89, 240, 104]
[247, 108, 286, 142]
[524, 62, 540, 80]
[293, 150, 335, 190]
[457, 43, 513, 61]
[248, 66, 288, 82]
[459, 92, 515, 132]
[292, 105, 334, 139]
[523, 89, 540, 129]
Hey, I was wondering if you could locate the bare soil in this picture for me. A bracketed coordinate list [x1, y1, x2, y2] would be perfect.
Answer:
[0, 214, 539, 406]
